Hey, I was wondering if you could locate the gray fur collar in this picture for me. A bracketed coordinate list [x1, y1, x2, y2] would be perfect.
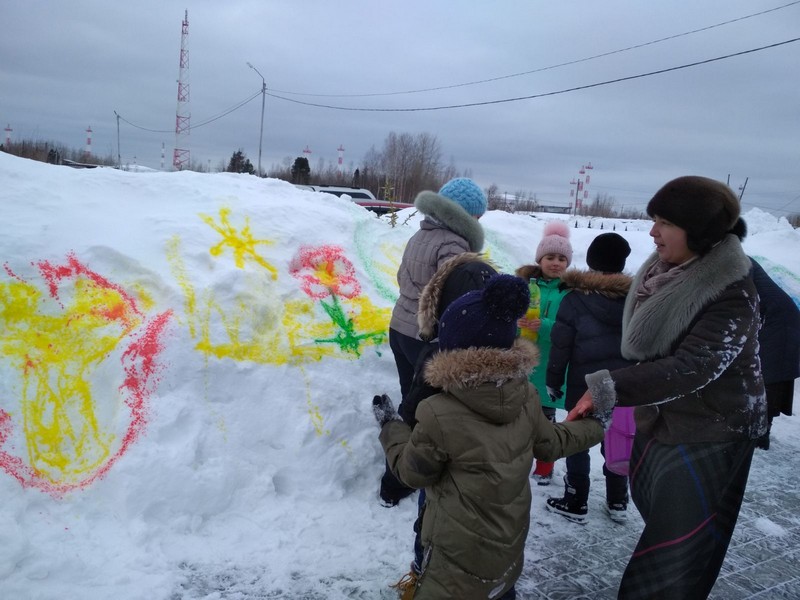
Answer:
[425, 339, 539, 391]
[621, 234, 751, 361]
[415, 191, 484, 252]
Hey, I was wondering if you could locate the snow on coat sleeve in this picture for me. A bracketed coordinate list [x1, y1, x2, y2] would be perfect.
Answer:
[599, 283, 757, 408]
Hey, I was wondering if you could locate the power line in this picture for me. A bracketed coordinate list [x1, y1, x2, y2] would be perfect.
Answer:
[268, 1, 800, 98]
[117, 90, 262, 134]
[193, 91, 262, 128]
[115, 113, 171, 134]
[113, 6, 800, 136]
[265, 37, 800, 112]
[773, 194, 800, 212]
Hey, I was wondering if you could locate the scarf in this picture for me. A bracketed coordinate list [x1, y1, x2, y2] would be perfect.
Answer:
[634, 256, 697, 311]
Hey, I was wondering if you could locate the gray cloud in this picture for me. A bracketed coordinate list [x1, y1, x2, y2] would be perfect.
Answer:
[2, 0, 798, 214]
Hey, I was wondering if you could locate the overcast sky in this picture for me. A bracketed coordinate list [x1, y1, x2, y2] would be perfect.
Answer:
[2, 1, 799, 215]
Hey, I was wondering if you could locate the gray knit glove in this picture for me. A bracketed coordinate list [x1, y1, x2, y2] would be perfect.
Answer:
[584, 369, 616, 431]
[372, 394, 401, 427]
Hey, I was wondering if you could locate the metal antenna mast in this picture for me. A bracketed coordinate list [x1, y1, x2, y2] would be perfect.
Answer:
[173, 9, 190, 170]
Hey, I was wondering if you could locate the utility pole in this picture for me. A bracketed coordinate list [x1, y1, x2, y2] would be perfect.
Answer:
[247, 62, 266, 177]
[113, 111, 121, 168]
[727, 174, 749, 201]
[738, 177, 748, 201]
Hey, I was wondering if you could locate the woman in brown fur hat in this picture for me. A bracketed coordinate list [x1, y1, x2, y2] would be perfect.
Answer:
[570, 175, 767, 599]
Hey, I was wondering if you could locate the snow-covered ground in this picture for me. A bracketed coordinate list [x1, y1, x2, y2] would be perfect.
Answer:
[0, 151, 798, 599]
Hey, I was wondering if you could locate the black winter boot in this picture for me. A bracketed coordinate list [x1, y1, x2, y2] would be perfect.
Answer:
[546, 476, 588, 523]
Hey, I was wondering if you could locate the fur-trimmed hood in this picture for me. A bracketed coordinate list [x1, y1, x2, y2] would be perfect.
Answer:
[622, 233, 752, 361]
[424, 339, 539, 424]
[417, 252, 498, 341]
[559, 269, 632, 299]
[415, 190, 484, 252]
[515, 263, 545, 282]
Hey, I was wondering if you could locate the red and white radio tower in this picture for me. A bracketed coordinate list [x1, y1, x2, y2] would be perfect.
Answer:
[337, 144, 345, 171]
[85, 126, 93, 157]
[173, 10, 190, 170]
[569, 162, 594, 216]
[4, 124, 12, 147]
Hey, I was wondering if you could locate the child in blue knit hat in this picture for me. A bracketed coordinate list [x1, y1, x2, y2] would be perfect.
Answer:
[381, 177, 487, 507]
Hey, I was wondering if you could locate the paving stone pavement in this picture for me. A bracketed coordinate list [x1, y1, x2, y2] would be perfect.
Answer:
[513, 416, 800, 599]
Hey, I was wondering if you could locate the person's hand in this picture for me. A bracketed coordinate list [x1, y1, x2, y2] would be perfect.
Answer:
[566, 391, 594, 421]
[517, 317, 541, 332]
[546, 385, 563, 404]
[372, 394, 401, 427]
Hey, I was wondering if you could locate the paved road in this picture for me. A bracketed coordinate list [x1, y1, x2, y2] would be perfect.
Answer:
[514, 416, 800, 599]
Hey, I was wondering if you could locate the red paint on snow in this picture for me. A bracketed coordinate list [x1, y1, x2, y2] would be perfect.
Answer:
[288, 245, 361, 299]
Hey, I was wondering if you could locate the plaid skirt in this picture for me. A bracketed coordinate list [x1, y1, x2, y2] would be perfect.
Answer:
[618, 432, 756, 599]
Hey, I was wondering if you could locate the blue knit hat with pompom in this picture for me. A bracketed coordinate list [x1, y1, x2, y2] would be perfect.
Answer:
[438, 274, 530, 350]
[438, 177, 488, 217]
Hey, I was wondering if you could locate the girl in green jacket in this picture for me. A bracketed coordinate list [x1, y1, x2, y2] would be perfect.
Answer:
[516, 220, 573, 485]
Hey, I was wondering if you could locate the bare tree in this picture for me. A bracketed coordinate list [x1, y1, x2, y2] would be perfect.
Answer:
[486, 184, 503, 210]
[583, 192, 616, 217]
[361, 131, 455, 201]
[266, 130, 463, 199]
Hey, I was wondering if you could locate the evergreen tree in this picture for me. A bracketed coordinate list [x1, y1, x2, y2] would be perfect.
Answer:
[291, 157, 311, 184]
[226, 149, 255, 174]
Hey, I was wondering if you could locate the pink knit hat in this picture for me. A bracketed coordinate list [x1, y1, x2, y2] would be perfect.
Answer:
[535, 221, 573, 266]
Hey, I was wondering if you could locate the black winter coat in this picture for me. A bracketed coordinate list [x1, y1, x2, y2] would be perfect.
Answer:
[751, 258, 800, 385]
[547, 270, 634, 411]
[585, 234, 768, 444]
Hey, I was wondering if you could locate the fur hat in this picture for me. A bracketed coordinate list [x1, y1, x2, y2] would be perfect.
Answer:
[586, 233, 631, 273]
[438, 177, 487, 217]
[647, 176, 740, 254]
[438, 274, 529, 351]
[535, 221, 573, 266]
